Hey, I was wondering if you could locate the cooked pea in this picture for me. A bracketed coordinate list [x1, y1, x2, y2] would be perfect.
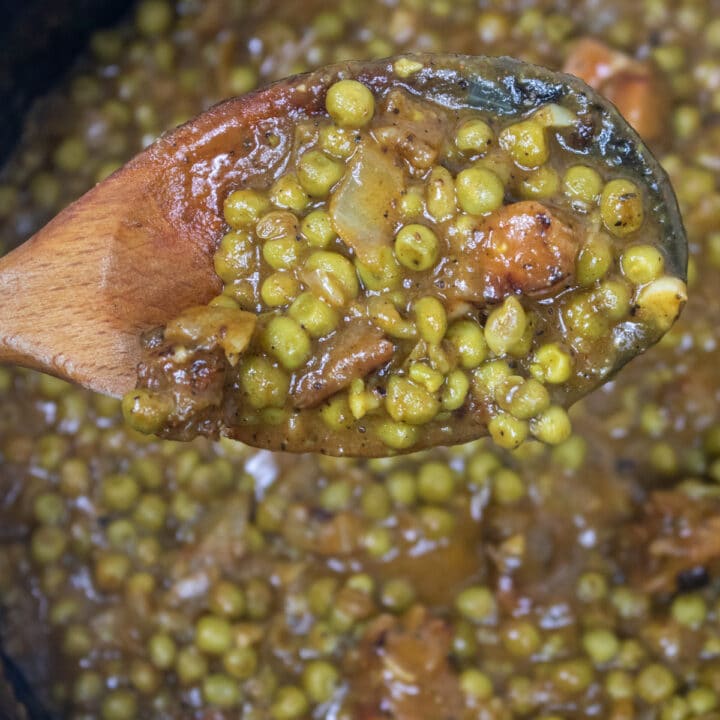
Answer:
[386, 376, 440, 425]
[577, 234, 613, 286]
[620, 244, 665, 284]
[417, 461, 456, 503]
[355, 247, 402, 291]
[636, 664, 677, 704]
[502, 619, 541, 657]
[101, 689, 138, 720]
[563, 294, 608, 340]
[455, 118, 494, 154]
[520, 166, 560, 199]
[414, 296, 447, 345]
[361, 484, 391, 519]
[530, 406, 572, 445]
[671, 593, 707, 628]
[459, 669, 493, 700]
[213, 230, 255, 283]
[582, 628, 620, 664]
[530, 343, 573, 384]
[121, 389, 173, 434]
[221, 646, 256, 680]
[455, 167, 505, 214]
[176, 646, 209, 685]
[261, 317, 312, 370]
[496, 377, 550, 419]
[484, 296, 527, 356]
[298, 149, 345, 197]
[148, 632, 176, 670]
[289, 292, 339, 337]
[442, 369, 470, 410]
[135, 0, 172, 35]
[133, 494, 167, 532]
[394, 224, 439, 271]
[270, 174, 310, 212]
[262, 237, 303, 271]
[261, 272, 300, 307]
[301, 208, 335, 247]
[601, 179, 644, 236]
[426, 165, 456, 221]
[499, 119, 549, 167]
[223, 189, 270, 228]
[318, 125, 356, 158]
[563, 166, 603, 204]
[303, 660, 339, 703]
[456, 585, 497, 623]
[240, 356, 289, 409]
[492, 468, 526, 504]
[203, 674, 241, 708]
[634, 276, 687, 332]
[419, 506, 456, 538]
[34, 492, 66, 526]
[210, 580, 246, 619]
[196, 615, 233, 655]
[102, 473, 140, 512]
[271, 685, 309, 719]
[446, 319, 488, 369]
[303, 250, 359, 306]
[488, 413, 528, 449]
[325, 79, 375, 127]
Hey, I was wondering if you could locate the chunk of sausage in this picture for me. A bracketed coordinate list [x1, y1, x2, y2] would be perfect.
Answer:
[293, 321, 395, 408]
[563, 37, 667, 142]
[448, 200, 578, 303]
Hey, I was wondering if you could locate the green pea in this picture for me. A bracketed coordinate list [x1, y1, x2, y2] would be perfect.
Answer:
[121, 389, 173, 434]
[376, 420, 419, 450]
[325, 80, 375, 127]
[270, 174, 310, 212]
[442, 369, 470, 411]
[385, 376, 440, 425]
[102, 473, 140, 512]
[530, 343, 573, 384]
[303, 660, 339, 703]
[582, 628, 620, 664]
[303, 250, 359, 306]
[530, 406, 572, 445]
[488, 413, 528, 449]
[455, 167, 504, 215]
[484, 296, 527, 356]
[563, 165, 602, 204]
[636, 664, 677, 704]
[459, 669, 493, 699]
[500, 119, 548, 167]
[176, 646, 208, 685]
[455, 118, 494, 154]
[387, 471, 417, 506]
[101, 689, 138, 720]
[601, 178, 644, 236]
[496, 377, 550, 420]
[356, 246, 402, 291]
[262, 237, 303, 271]
[394, 224, 439, 271]
[133, 494, 167, 532]
[446, 320, 488, 369]
[73, 671, 103, 704]
[380, 578, 416, 612]
[210, 580, 246, 619]
[223, 646, 258, 680]
[195, 615, 233, 655]
[414, 296, 447, 345]
[148, 632, 176, 670]
[456, 585, 496, 623]
[577, 233, 614, 286]
[224, 189, 270, 228]
[426, 165, 456, 222]
[671, 593, 707, 628]
[261, 271, 300, 307]
[203, 674, 241, 708]
[519, 166, 560, 199]
[502, 619, 541, 657]
[262, 317, 312, 370]
[271, 685, 309, 719]
[301, 208, 335, 247]
[417, 461, 456, 503]
[298, 150, 345, 197]
[135, 0, 173, 35]
[289, 292, 339, 338]
[94, 552, 131, 592]
[240, 356, 289, 409]
[361, 484, 391, 519]
[419, 506, 456, 538]
[620, 244, 665, 284]
[34, 492, 66, 526]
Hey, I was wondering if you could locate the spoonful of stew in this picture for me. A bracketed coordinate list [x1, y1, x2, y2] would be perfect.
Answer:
[0, 54, 687, 456]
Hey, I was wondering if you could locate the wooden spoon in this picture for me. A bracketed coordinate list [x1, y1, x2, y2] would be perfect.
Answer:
[0, 53, 686, 401]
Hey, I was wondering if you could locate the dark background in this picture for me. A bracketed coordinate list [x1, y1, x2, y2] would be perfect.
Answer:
[0, 0, 134, 165]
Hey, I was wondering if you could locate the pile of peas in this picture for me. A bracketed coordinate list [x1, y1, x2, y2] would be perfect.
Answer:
[124, 65, 685, 455]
